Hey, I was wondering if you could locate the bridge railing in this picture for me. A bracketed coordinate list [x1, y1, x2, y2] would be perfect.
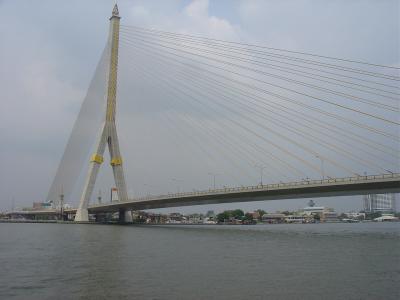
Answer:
[93, 172, 399, 206]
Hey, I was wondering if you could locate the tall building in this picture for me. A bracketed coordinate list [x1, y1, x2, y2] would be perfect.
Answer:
[363, 193, 396, 213]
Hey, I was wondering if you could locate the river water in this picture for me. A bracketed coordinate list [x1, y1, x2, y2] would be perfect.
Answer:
[0, 222, 399, 299]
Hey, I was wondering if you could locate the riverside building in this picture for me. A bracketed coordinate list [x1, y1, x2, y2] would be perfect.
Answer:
[363, 193, 396, 213]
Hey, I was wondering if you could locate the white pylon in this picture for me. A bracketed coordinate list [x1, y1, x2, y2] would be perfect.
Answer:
[75, 4, 128, 222]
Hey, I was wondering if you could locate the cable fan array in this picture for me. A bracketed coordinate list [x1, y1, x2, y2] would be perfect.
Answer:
[117, 24, 399, 192]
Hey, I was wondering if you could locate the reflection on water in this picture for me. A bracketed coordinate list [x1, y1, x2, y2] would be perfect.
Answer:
[0, 222, 399, 299]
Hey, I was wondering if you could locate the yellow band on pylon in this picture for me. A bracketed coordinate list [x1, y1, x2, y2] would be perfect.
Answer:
[90, 154, 104, 164]
[110, 157, 122, 166]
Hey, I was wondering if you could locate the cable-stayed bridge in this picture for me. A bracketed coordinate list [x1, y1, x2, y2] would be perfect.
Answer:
[89, 174, 399, 220]
[44, 5, 399, 222]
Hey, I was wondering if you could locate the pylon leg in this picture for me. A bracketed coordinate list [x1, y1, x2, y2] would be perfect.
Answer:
[75, 208, 89, 222]
[75, 123, 107, 222]
[108, 123, 128, 201]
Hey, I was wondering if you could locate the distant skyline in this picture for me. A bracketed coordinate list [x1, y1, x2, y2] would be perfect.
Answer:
[0, 0, 399, 213]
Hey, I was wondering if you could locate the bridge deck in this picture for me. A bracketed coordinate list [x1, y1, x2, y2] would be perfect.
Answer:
[88, 173, 400, 213]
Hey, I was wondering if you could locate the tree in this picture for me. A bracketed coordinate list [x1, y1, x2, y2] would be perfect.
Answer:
[244, 213, 254, 221]
[231, 209, 244, 219]
[256, 209, 266, 221]
[366, 212, 382, 220]
[243, 213, 255, 224]
[217, 211, 230, 223]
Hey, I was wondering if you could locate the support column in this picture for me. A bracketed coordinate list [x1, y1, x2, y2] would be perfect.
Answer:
[118, 208, 133, 223]
[124, 210, 133, 223]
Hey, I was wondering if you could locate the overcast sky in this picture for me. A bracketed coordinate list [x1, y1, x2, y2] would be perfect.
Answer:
[1, 0, 399, 213]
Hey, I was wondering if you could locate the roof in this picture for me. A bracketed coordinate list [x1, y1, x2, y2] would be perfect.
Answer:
[303, 206, 325, 210]
[374, 216, 399, 221]
[262, 213, 286, 218]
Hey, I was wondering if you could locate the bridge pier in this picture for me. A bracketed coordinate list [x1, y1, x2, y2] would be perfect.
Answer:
[118, 208, 133, 223]
[75, 208, 89, 222]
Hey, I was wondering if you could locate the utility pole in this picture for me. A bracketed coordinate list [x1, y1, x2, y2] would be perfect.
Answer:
[143, 184, 151, 197]
[254, 165, 266, 185]
[316, 155, 325, 180]
[208, 172, 218, 190]
[59, 186, 64, 221]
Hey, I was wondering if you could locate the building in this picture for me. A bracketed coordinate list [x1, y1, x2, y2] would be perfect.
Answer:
[321, 211, 339, 222]
[373, 214, 399, 222]
[32, 202, 53, 210]
[345, 212, 366, 220]
[203, 217, 217, 224]
[363, 193, 396, 213]
[302, 204, 338, 222]
[262, 213, 286, 224]
[285, 215, 307, 223]
[187, 213, 204, 224]
[166, 212, 183, 224]
[302, 206, 325, 216]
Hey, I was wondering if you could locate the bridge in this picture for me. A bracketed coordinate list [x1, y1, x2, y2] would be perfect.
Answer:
[88, 173, 400, 215]
[37, 5, 399, 222]
[8, 173, 399, 222]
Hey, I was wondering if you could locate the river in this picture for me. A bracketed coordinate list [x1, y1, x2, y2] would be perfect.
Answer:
[0, 222, 399, 299]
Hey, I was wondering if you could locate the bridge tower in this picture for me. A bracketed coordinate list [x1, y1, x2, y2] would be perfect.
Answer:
[75, 4, 128, 222]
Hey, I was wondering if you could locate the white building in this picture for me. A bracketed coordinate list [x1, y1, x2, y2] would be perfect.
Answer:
[363, 193, 396, 213]
[346, 212, 365, 219]
[373, 215, 399, 222]
[302, 206, 338, 222]
[303, 206, 325, 216]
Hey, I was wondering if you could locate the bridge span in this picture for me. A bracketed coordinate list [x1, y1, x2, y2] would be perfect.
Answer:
[88, 173, 400, 213]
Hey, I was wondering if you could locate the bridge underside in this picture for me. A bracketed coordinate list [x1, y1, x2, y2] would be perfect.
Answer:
[88, 178, 400, 214]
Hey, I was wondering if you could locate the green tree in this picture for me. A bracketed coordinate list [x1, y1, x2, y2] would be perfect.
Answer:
[244, 213, 254, 221]
[243, 212, 255, 224]
[366, 212, 382, 220]
[256, 209, 266, 221]
[217, 211, 230, 223]
[231, 209, 244, 219]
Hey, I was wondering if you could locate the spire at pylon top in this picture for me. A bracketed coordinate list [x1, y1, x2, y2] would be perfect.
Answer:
[112, 3, 119, 18]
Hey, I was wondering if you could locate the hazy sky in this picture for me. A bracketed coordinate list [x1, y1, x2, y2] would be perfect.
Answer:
[0, 0, 399, 213]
